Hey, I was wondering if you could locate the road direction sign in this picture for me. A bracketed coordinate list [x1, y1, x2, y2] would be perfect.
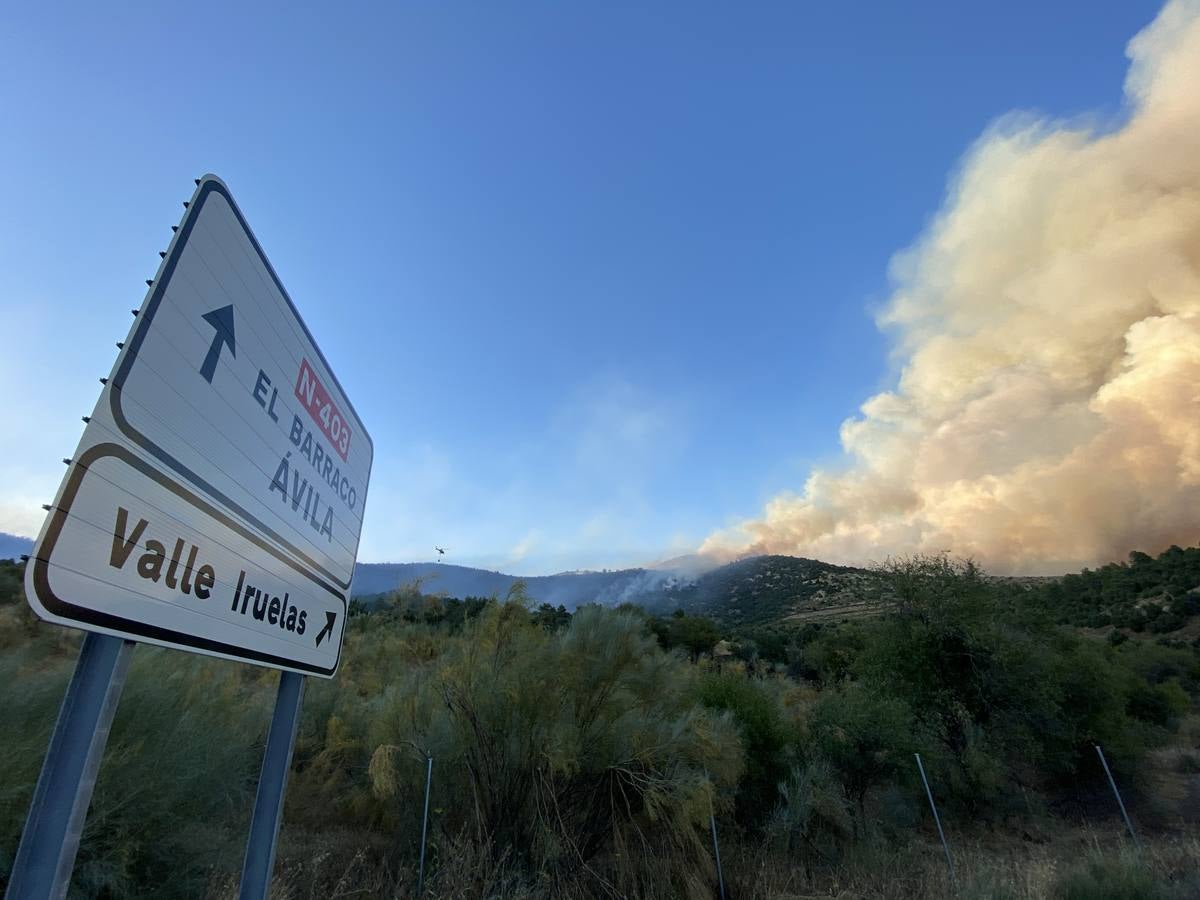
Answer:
[24, 175, 372, 677]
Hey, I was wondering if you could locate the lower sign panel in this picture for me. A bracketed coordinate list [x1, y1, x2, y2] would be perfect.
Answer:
[27, 443, 345, 677]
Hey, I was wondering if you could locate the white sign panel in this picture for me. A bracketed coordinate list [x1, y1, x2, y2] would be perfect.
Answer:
[25, 175, 372, 677]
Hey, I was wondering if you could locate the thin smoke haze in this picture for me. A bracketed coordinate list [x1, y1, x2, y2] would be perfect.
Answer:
[702, 1, 1200, 574]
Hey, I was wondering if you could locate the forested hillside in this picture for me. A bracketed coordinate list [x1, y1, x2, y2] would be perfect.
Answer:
[1018, 545, 1200, 636]
[633, 554, 885, 627]
[351, 555, 885, 625]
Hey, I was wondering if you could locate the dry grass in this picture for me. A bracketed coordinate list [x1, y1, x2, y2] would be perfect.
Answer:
[720, 825, 1200, 900]
[200, 821, 1200, 899]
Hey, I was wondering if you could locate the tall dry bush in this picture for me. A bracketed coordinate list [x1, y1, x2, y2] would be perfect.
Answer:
[364, 599, 744, 896]
[0, 617, 270, 898]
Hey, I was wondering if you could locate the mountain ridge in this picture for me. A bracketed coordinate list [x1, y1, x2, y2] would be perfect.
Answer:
[349, 554, 888, 625]
[350, 561, 667, 609]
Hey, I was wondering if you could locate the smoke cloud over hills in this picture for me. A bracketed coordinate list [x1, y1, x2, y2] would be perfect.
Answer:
[703, 1, 1200, 574]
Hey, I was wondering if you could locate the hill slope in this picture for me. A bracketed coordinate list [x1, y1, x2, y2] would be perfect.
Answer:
[633, 555, 886, 627]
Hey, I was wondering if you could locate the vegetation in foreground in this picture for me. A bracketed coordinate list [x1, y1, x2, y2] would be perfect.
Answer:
[1, 553, 1199, 898]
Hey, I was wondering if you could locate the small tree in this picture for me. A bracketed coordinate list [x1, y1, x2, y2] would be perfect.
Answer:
[698, 671, 796, 826]
[809, 682, 917, 825]
[672, 614, 722, 660]
[531, 602, 571, 631]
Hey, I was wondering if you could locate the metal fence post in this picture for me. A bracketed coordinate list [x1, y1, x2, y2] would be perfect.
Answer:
[6, 632, 135, 900]
[238, 671, 305, 900]
[1095, 744, 1141, 850]
[915, 753, 956, 890]
[706, 773, 726, 900]
[417, 755, 433, 896]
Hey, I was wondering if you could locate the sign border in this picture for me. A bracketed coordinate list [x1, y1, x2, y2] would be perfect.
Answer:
[110, 174, 371, 592]
[30, 441, 345, 677]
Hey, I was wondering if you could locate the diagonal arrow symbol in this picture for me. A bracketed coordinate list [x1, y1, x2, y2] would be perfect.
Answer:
[315, 611, 337, 648]
[199, 304, 236, 383]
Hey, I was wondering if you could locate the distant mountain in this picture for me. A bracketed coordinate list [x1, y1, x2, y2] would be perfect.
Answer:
[350, 562, 682, 609]
[0, 532, 33, 562]
[351, 554, 890, 626]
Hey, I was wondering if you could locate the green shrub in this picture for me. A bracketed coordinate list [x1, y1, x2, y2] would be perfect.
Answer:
[0, 560, 22, 606]
[1150, 611, 1186, 634]
[809, 681, 917, 822]
[1118, 641, 1200, 693]
[767, 759, 853, 853]
[0, 642, 269, 898]
[793, 623, 864, 683]
[840, 556, 1169, 800]
[649, 611, 722, 659]
[364, 602, 744, 896]
[1127, 679, 1191, 728]
[697, 672, 796, 825]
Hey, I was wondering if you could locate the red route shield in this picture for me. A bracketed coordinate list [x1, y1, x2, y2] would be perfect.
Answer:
[294, 358, 352, 462]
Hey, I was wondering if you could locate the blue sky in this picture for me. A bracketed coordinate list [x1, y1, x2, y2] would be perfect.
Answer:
[0, 1, 1162, 573]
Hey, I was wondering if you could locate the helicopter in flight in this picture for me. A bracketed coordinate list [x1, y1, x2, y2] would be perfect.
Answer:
[435, 546, 446, 561]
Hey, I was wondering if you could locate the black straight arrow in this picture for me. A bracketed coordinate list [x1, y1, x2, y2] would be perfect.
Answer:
[199, 304, 236, 383]
[315, 611, 337, 648]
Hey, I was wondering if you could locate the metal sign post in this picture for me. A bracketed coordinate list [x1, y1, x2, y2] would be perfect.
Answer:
[6, 633, 134, 900]
[238, 672, 306, 900]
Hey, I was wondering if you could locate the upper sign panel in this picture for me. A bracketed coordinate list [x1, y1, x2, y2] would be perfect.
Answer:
[112, 177, 372, 590]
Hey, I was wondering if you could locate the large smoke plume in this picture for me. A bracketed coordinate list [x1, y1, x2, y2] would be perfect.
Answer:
[702, 1, 1200, 574]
